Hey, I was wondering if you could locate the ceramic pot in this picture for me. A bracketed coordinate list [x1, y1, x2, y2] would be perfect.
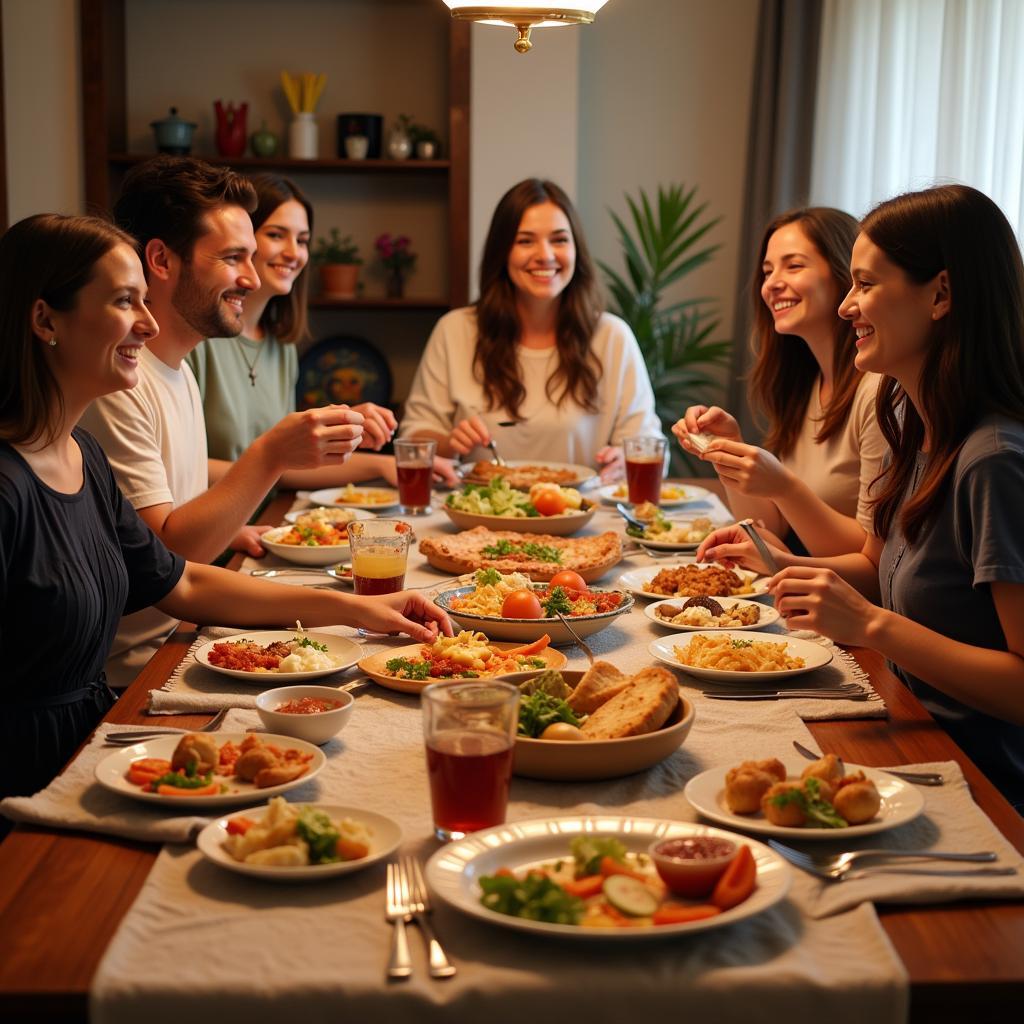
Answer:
[250, 121, 280, 157]
[415, 140, 437, 159]
[320, 263, 360, 299]
[150, 107, 197, 154]
[338, 113, 383, 158]
[214, 100, 248, 158]
[345, 134, 369, 160]
[289, 113, 318, 159]
[386, 127, 412, 160]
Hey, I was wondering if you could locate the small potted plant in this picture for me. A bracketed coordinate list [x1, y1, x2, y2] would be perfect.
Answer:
[375, 233, 416, 298]
[409, 122, 441, 159]
[313, 228, 362, 298]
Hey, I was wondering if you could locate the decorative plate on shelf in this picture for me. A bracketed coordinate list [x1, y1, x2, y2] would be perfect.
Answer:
[296, 334, 392, 410]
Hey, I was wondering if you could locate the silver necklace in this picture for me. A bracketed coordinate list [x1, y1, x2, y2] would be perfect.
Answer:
[236, 337, 262, 387]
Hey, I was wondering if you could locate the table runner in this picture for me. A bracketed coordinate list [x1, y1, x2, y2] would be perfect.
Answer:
[91, 702, 911, 1024]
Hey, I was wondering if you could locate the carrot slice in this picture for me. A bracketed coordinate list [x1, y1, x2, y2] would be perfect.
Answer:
[711, 845, 757, 909]
[225, 817, 254, 836]
[599, 855, 647, 881]
[502, 635, 551, 658]
[652, 904, 722, 925]
[336, 838, 370, 861]
[156, 782, 220, 797]
[562, 874, 606, 898]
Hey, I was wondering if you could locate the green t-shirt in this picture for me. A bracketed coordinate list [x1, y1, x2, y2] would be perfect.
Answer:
[186, 334, 299, 461]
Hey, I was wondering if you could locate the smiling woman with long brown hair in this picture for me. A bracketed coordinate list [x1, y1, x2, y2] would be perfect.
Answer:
[702, 184, 1024, 808]
[399, 178, 661, 479]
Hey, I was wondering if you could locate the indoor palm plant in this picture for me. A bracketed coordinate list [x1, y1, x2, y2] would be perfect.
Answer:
[599, 184, 731, 474]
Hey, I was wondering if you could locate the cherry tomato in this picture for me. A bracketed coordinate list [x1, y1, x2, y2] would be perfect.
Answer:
[502, 589, 544, 619]
[548, 570, 587, 597]
[532, 489, 569, 516]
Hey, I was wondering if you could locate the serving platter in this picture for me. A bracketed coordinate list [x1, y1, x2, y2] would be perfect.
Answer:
[425, 815, 791, 940]
[442, 501, 597, 537]
[648, 630, 833, 684]
[94, 732, 326, 809]
[684, 761, 926, 839]
[196, 803, 402, 881]
[194, 630, 361, 683]
[598, 483, 714, 508]
[617, 563, 769, 601]
[644, 597, 780, 632]
[434, 585, 634, 644]
[357, 641, 567, 695]
[307, 486, 400, 511]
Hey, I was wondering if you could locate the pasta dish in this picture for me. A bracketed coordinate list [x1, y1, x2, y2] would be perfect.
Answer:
[672, 635, 804, 672]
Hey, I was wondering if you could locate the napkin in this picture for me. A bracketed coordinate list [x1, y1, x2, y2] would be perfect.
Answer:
[795, 760, 1024, 918]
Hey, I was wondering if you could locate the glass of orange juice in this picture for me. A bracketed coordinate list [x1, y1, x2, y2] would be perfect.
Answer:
[347, 519, 412, 595]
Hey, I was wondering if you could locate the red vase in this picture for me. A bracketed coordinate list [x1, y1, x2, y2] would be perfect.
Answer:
[214, 101, 248, 158]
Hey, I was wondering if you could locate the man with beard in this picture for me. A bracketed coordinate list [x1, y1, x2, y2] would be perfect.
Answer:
[81, 156, 372, 687]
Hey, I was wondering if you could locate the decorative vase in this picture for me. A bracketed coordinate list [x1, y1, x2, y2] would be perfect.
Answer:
[415, 139, 437, 160]
[289, 112, 318, 159]
[386, 126, 412, 160]
[320, 263, 360, 299]
[214, 100, 248, 158]
[250, 121, 280, 157]
[386, 267, 406, 299]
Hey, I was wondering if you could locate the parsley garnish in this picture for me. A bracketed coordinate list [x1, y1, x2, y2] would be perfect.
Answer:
[475, 568, 503, 587]
[481, 539, 563, 563]
[294, 636, 328, 652]
[385, 657, 432, 680]
[731, 639, 754, 649]
[541, 586, 573, 617]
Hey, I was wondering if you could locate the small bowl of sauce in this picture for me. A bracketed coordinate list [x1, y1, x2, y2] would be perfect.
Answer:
[648, 834, 738, 897]
[256, 685, 354, 745]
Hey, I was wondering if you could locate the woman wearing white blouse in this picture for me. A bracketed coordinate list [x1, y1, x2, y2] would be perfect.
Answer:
[400, 179, 661, 480]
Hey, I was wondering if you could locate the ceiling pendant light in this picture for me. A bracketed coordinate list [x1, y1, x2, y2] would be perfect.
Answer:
[442, 2, 610, 54]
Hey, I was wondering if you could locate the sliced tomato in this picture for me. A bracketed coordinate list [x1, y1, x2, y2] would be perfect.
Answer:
[711, 844, 756, 910]
[225, 817, 254, 836]
[562, 874, 605, 898]
[652, 904, 722, 925]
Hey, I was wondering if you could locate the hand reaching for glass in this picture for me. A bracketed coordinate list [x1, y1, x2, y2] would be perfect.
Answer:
[595, 444, 624, 483]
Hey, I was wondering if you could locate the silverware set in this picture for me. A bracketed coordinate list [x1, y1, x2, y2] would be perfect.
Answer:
[768, 839, 1009, 882]
[103, 707, 230, 746]
[386, 856, 455, 980]
[705, 683, 874, 702]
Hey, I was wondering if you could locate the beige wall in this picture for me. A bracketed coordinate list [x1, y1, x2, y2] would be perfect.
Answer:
[2, 0, 83, 221]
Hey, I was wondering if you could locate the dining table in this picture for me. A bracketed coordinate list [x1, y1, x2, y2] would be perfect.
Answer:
[1, 480, 1023, 1023]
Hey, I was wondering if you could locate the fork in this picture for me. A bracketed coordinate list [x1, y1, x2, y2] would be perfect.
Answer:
[488, 439, 507, 467]
[385, 862, 413, 980]
[792, 739, 944, 786]
[705, 687, 872, 701]
[768, 839, 999, 880]
[105, 707, 230, 745]
[401, 855, 456, 978]
[554, 611, 595, 665]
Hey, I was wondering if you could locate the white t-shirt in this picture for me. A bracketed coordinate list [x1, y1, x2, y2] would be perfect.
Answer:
[79, 347, 208, 686]
[399, 307, 663, 465]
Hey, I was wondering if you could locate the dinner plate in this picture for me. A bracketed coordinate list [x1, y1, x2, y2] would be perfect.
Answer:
[94, 731, 326, 809]
[648, 630, 833, 683]
[260, 525, 351, 567]
[460, 460, 598, 489]
[196, 802, 402, 881]
[624, 517, 729, 552]
[307, 485, 400, 511]
[283, 506, 377, 525]
[598, 483, 713, 508]
[434, 585, 634, 644]
[358, 641, 568, 695]
[194, 630, 362, 683]
[644, 597, 781, 632]
[425, 814, 791, 940]
[442, 501, 597, 537]
[617, 563, 769, 601]
[509, 673, 696, 780]
[684, 761, 926, 839]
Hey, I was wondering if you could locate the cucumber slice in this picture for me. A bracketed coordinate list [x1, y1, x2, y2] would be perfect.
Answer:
[602, 874, 658, 917]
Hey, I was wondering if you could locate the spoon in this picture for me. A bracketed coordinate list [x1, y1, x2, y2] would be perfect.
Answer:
[614, 502, 647, 531]
[249, 564, 351, 581]
[554, 611, 595, 665]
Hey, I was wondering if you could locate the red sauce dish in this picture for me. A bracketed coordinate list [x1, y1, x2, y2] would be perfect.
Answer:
[274, 696, 343, 715]
[648, 835, 738, 897]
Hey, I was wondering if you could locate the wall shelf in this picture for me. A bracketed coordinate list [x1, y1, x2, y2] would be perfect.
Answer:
[108, 153, 452, 175]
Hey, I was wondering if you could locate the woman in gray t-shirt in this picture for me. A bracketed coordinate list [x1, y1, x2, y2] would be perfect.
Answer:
[704, 184, 1024, 808]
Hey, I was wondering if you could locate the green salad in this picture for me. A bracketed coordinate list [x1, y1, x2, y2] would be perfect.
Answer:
[446, 477, 538, 517]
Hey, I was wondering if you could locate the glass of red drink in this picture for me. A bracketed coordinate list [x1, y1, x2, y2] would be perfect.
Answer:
[422, 681, 519, 841]
[394, 439, 435, 514]
[347, 519, 411, 596]
[624, 435, 667, 505]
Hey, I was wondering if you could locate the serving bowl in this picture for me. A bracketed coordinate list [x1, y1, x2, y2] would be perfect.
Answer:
[261, 525, 350, 566]
[442, 501, 597, 537]
[255, 685, 355, 744]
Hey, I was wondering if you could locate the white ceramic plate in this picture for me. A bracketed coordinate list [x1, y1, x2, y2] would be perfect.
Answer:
[94, 731, 326, 809]
[425, 814, 791, 940]
[617, 563, 769, 601]
[598, 483, 714, 508]
[196, 802, 402, 881]
[260, 525, 351, 566]
[194, 630, 362, 683]
[624, 518, 730, 552]
[460, 460, 598, 489]
[283, 506, 377, 525]
[644, 597, 781, 632]
[308, 486, 400, 511]
[434, 585, 634, 644]
[648, 630, 833, 683]
[684, 761, 926, 839]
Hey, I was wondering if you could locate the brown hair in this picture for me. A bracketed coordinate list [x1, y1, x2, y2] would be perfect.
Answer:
[0, 213, 136, 447]
[749, 207, 861, 458]
[113, 155, 256, 265]
[865, 184, 1024, 543]
[473, 179, 603, 419]
[247, 173, 313, 344]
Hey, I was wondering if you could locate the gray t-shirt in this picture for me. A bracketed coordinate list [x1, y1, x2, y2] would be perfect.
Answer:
[879, 413, 1024, 805]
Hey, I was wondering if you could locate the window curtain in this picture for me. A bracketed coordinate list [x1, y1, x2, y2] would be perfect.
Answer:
[728, 0, 824, 442]
[810, 0, 1024, 235]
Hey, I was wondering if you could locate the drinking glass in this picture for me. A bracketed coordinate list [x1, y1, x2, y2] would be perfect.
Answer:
[422, 681, 519, 842]
[347, 519, 411, 596]
[394, 439, 436, 514]
[624, 435, 667, 505]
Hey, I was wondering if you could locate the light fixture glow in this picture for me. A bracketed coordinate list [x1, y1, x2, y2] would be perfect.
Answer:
[443, 2, 609, 53]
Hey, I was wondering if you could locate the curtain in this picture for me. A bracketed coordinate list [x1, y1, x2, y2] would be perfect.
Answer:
[728, 0, 824, 442]
[810, 0, 1024, 234]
